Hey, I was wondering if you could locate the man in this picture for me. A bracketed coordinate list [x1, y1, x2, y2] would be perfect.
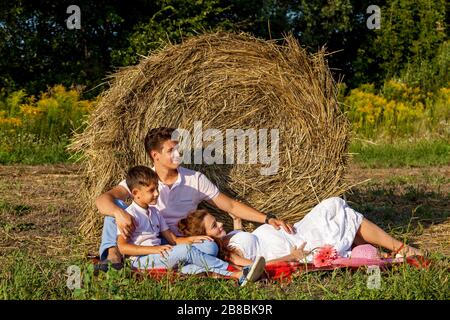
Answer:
[96, 127, 293, 265]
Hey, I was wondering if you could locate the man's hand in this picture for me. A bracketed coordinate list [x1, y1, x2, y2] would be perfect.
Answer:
[290, 242, 309, 261]
[115, 209, 135, 239]
[187, 235, 214, 243]
[268, 218, 295, 234]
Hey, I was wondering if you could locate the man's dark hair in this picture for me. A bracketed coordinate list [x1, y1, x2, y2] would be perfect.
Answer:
[144, 127, 176, 160]
[126, 166, 159, 191]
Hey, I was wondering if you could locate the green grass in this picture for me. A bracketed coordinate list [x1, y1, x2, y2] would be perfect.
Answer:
[350, 139, 450, 168]
[1, 136, 448, 167]
[0, 250, 448, 300]
[0, 165, 448, 300]
[0, 134, 78, 165]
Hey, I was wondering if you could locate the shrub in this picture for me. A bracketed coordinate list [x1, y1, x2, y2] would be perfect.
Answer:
[0, 85, 95, 163]
[342, 80, 449, 140]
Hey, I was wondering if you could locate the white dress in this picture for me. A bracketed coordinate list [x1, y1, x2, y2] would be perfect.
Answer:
[228, 197, 364, 262]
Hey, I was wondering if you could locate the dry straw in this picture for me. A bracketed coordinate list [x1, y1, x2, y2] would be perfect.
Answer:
[70, 31, 352, 237]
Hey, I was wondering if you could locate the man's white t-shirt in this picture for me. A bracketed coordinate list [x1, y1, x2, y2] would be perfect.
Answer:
[119, 166, 219, 235]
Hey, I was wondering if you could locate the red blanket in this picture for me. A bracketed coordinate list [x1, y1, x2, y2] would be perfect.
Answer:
[91, 255, 430, 283]
[130, 256, 430, 283]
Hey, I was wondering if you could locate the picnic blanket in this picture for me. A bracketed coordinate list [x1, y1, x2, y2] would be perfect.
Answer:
[99, 255, 430, 283]
[261, 256, 430, 281]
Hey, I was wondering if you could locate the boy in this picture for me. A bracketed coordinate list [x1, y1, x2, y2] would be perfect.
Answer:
[117, 165, 266, 286]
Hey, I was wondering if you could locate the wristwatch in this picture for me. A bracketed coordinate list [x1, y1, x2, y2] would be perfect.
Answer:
[264, 213, 277, 224]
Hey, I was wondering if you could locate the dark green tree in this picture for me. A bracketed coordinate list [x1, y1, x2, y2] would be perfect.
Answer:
[287, 0, 394, 89]
[1, 0, 447, 96]
[111, 0, 237, 66]
[371, 0, 447, 90]
[0, 1, 160, 96]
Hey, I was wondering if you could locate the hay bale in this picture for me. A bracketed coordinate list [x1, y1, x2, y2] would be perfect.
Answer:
[70, 31, 352, 237]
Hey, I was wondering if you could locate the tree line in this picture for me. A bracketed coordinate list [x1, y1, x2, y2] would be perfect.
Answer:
[0, 0, 447, 98]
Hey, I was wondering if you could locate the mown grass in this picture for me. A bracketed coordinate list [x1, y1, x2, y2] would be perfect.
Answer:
[0, 170, 448, 300]
[0, 250, 448, 300]
[347, 181, 449, 236]
[1, 173, 447, 300]
[349, 139, 450, 168]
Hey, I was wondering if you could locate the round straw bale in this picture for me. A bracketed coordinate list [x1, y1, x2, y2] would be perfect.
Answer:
[70, 32, 352, 237]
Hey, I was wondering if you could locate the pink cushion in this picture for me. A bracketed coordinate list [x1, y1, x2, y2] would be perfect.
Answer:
[351, 244, 380, 260]
[327, 245, 383, 267]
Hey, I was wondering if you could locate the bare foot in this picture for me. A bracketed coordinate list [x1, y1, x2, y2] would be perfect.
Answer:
[396, 245, 423, 258]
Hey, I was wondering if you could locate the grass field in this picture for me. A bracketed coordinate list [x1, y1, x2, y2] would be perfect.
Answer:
[349, 139, 450, 168]
[0, 163, 448, 300]
[1, 250, 448, 300]
[1, 138, 449, 169]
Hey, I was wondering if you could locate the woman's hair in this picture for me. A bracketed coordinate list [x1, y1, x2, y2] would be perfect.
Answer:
[178, 209, 209, 237]
[178, 210, 237, 261]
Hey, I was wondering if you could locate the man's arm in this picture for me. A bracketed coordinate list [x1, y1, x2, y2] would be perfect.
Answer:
[95, 185, 128, 217]
[95, 185, 135, 238]
[209, 192, 294, 233]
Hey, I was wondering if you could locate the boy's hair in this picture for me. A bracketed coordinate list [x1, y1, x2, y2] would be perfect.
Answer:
[126, 166, 159, 192]
[144, 127, 176, 160]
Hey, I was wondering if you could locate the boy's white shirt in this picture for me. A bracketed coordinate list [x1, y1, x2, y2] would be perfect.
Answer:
[117, 201, 169, 249]
[119, 166, 219, 235]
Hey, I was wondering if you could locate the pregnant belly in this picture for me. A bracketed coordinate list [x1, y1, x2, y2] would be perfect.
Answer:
[252, 225, 296, 260]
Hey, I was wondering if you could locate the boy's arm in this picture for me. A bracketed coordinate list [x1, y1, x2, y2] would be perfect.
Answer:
[117, 235, 172, 256]
[95, 185, 135, 238]
[208, 192, 294, 234]
[160, 230, 213, 245]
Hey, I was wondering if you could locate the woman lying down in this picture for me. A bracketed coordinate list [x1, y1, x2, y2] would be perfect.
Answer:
[178, 197, 423, 267]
